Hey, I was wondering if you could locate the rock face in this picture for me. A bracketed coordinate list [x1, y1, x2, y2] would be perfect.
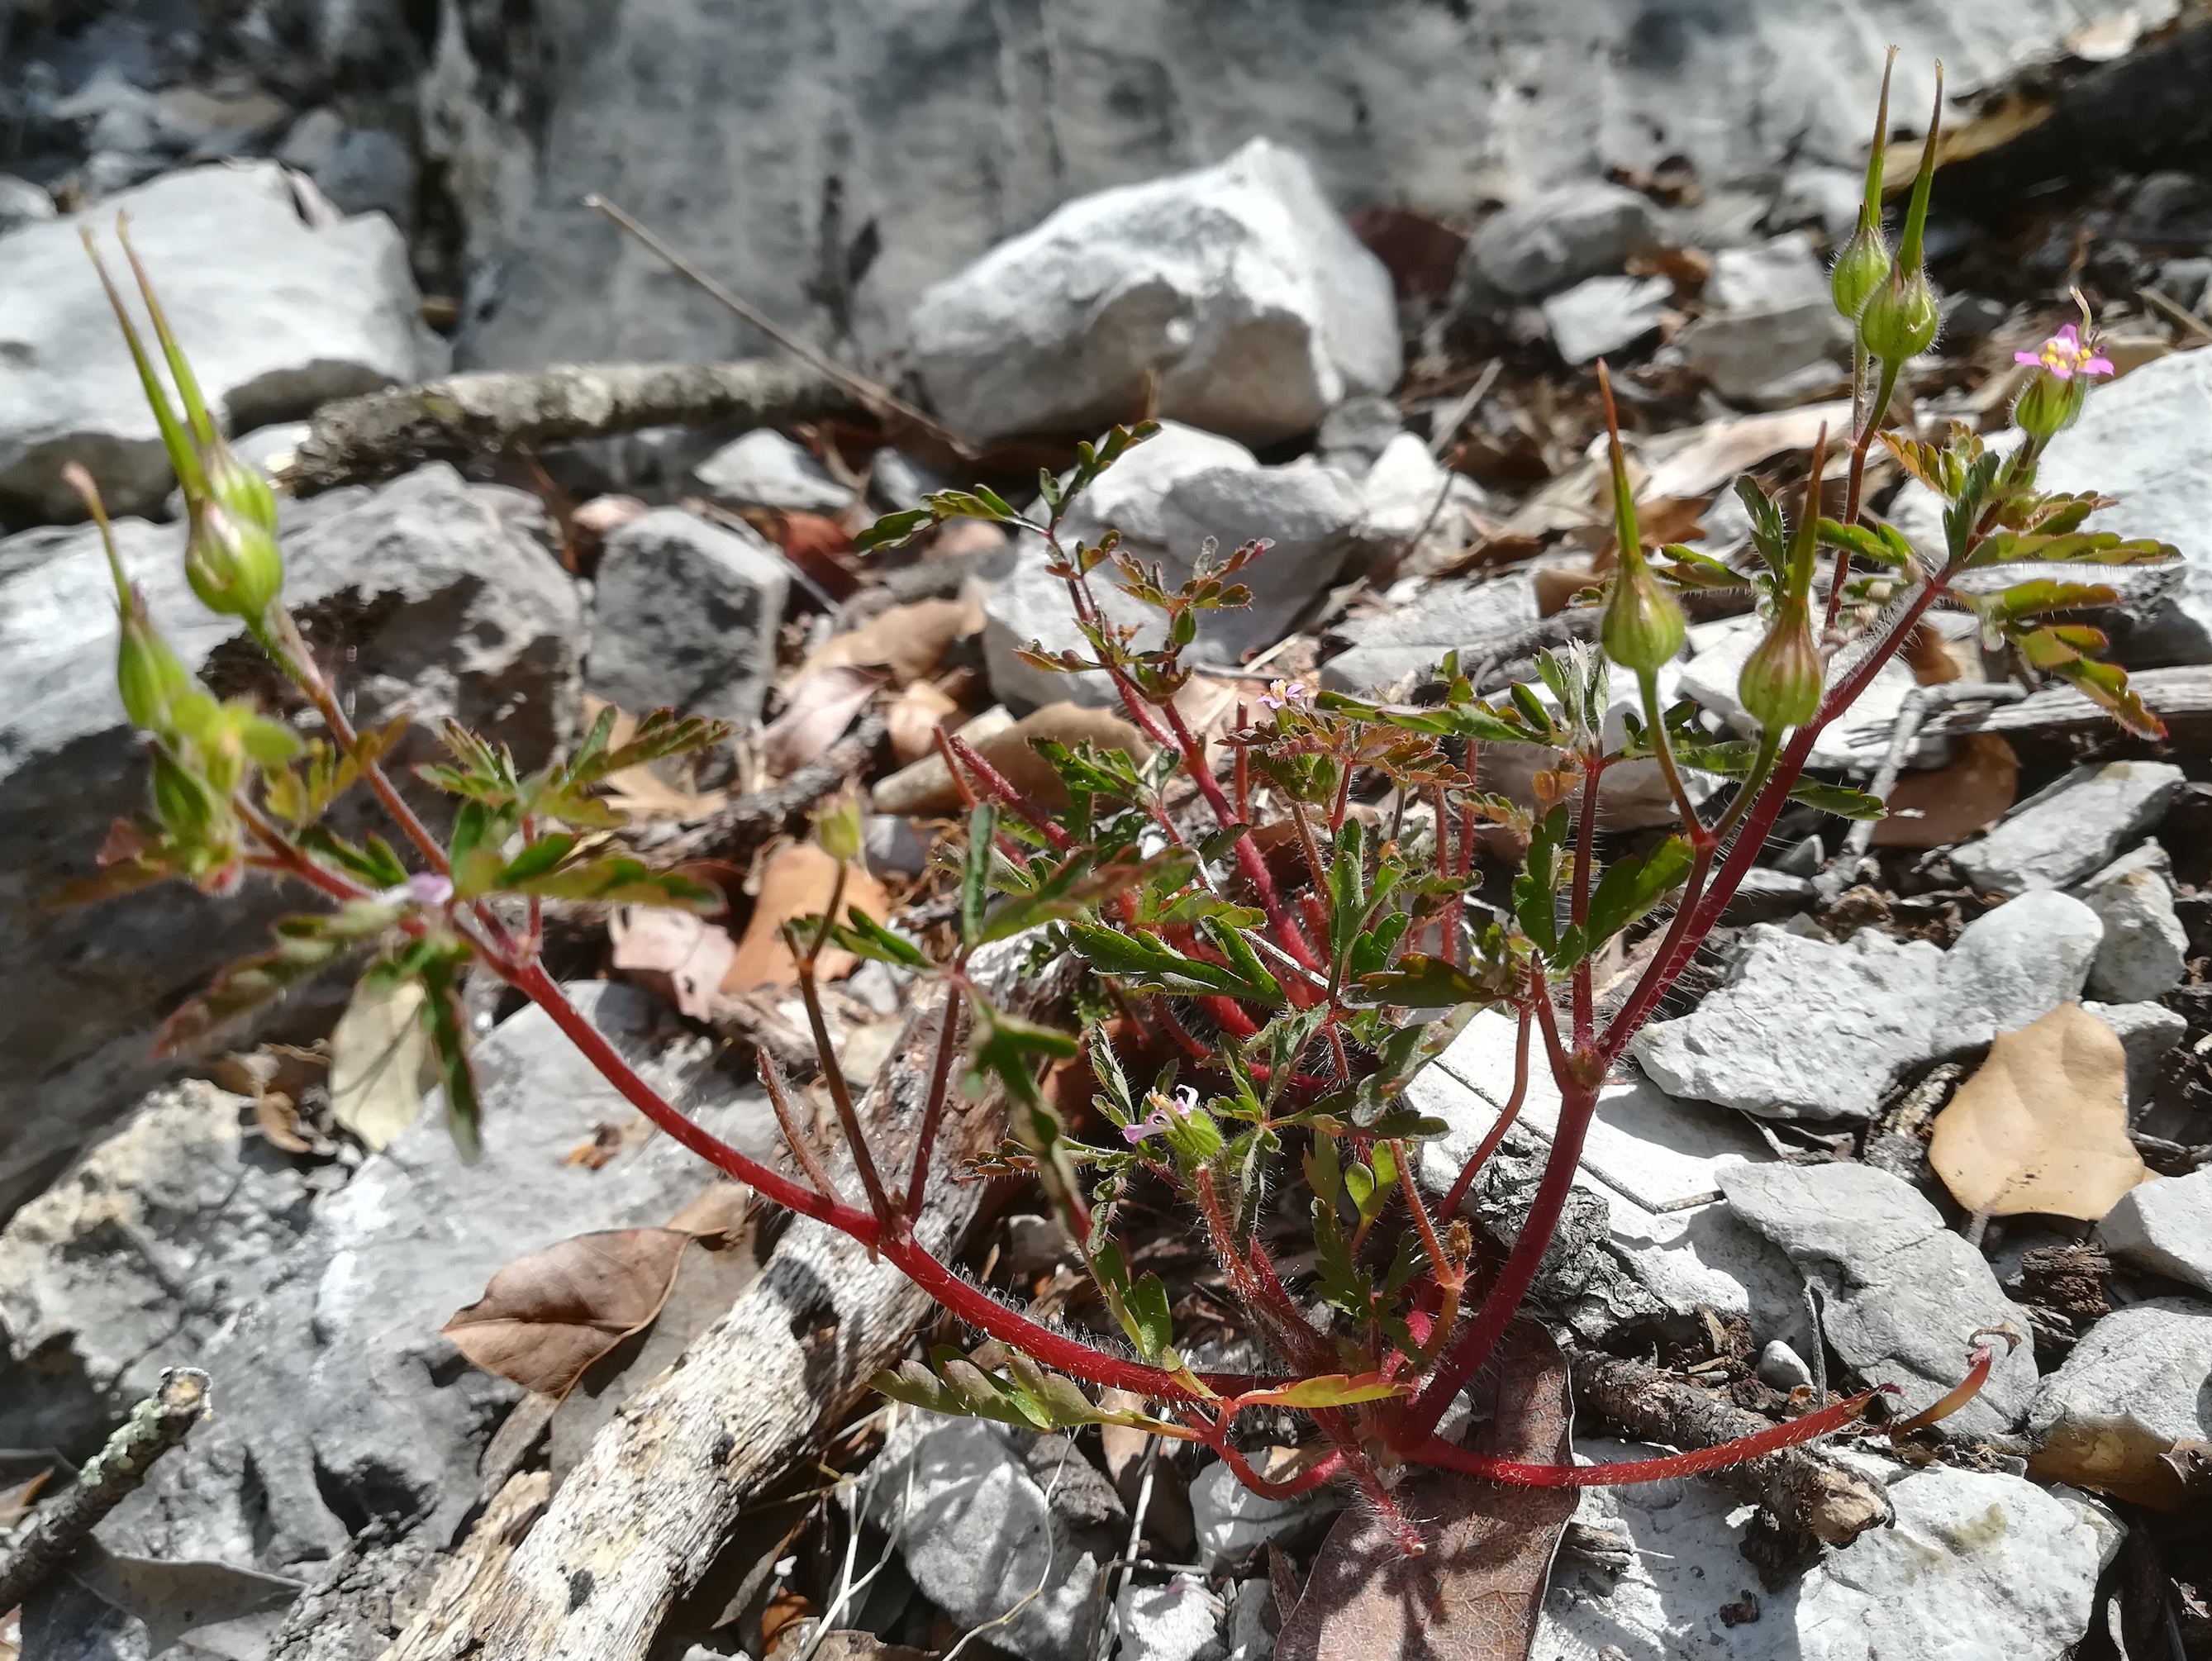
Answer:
[0, 464, 583, 1219]
[982, 423, 1363, 708]
[911, 138, 1399, 446]
[1541, 1447, 2117, 1661]
[1929, 890, 2103, 1056]
[587, 507, 790, 729]
[1952, 761, 2186, 894]
[429, 3, 2139, 372]
[1719, 1162, 2038, 1437]
[863, 1413, 1125, 1661]
[2038, 345, 2212, 663]
[2096, 1168, 2212, 1294]
[1320, 573, 1539, 693]
[0, 162, 437, 526]
[0, 983, 772, 1573]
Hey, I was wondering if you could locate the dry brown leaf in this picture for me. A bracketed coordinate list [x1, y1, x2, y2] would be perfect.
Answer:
[884, 679, 963, 765]
[803, 594, 986, 684]
[328, 978, 435, 1151]
[1641, 402, 1853, 501]
[724, 842, 892, 992]
[1929, 1003, 2150, 1221]
[1533, 563, 1601, 617]
[610, 905, 739, 1021]
[1275, 1320, 1575, 1661]
[666, 1181, 752, 1241]
[762, 664, 887, 778]
[871, 702, 1152, 816]
[442, 1227, 693, 1397]
[252, 1092, 314, 1154]
[0, 1467, 51, 1526]
[1875, 734, 2018, 850]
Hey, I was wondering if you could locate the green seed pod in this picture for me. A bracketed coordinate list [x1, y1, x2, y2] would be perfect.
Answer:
[115, 583, 194, 734]
[814, 788, 863, 865]
[1830, 221, 1891, 322]
[185, 501, 284, 621]
[150, 743, 221, 841]
[1858, 267, 1940, 364]
[2013, 366, 2091, 441]
[1738, 602, 1824, 731]
[1601, 550, 1687, 675]
[202, 441, 279, 540]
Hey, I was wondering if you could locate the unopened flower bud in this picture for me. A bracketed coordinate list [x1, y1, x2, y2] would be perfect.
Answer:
[1858, 268, 1940, 364]
[814, 788, 863, 865]
[202, 442, 279, 540]
[2013, 370, 2089, 441]
[1829, 222, 1891, 322]
[115, 583, 194, 733]
[150, 743, 221, 841]
[185, 500, 284, 621]
[1600, 550, 1686, 675]
[1738, 602, 1824, 731]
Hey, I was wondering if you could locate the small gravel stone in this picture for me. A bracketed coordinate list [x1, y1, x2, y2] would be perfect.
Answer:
[2027, 1297, 2212, 1502]
[692, 428, 855, 514]
[1756, 1340, 1815, 1392]
[2095, 1168, 2212, 1294]
[2082, 999, 2188, 1107]
[1930, 890, 2104, 1055]
[2076, 842, 2188, 1002]
[1952, 761, 2186, 894]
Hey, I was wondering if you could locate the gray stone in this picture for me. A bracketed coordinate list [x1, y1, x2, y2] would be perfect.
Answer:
[0, 983, 773, 1573]
[2096, 1169, 2212, 1295]
[1320, 573, 1539, 694]
[314, 128, 417, 226]
[982, 426, 1361, 710]
[1952, 761, 2186, 895]
[1349, 434, 1488, 573]
[864, 1413, 1121, 1661]
[2083, 999, 2187, 1107]
[1720, 1162, 2039, 1437]
[1720, 865, 1818, 923]
[911, 138, 1398, 447]
[0, 174, 55, 231]
[1457, 183, 1658, 305]
[1632, 924, 1945, 1121]
[1539, 1444, 2117, 1661]
[1223, 1578, 1272, 1661]
[587, 507, 789, 729]
[277, 108, 347, 173]
[1774, 164, 1867, 239]
[1929, 890, 2103, 1056]
[2038, 345, 2212, 663]
[1117, 1575, 1224, 1661]
[0, 464, 583, 1219]
[866, 447, 947, 513]
[1541, 274, 1671, 364]
[428, 7, 2133, 375]
[0, 162, 437, 525]
[1314, 395, 1403, 475]
[2077, 843, 2187, 1002]
[1190, 1456, 1334, 1568]
[1706, 233, 1834, 312]
[1678, 303, 1850, 407]
[692, 428, 856, 514]
[1756, 1340, 1814, 1392]
[2027, 1298, 2212, 1488]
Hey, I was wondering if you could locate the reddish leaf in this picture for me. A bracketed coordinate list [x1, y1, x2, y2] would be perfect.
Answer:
[1275, 1321, 1575, 1661]
[442, 1227, 693, 1396]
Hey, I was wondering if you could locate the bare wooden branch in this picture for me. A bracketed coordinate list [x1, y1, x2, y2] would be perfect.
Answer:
[635, 714, 885, 865]
[283, 362, 870, 494]
[385, 947, 1068, 1661]
[380, 1472, 552, 1661]
[1569, 1351, 1893, 1547]
[0, 1368, 211, 1614]
[1920, 664, 2212, 742]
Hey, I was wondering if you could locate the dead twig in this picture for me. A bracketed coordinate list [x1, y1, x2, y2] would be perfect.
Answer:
[0, 1369, 211, 1616]
[285, 361, 869, 494]
[637, 714, 886, 864]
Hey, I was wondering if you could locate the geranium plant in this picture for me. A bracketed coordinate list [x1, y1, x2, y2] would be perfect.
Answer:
[67, 55, 2172, 1555]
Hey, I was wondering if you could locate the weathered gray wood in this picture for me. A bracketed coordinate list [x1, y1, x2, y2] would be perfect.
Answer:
[1923, 664, 2212, 740]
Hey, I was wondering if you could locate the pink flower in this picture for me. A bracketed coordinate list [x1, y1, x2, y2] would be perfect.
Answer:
[1124, 1084, 1201, 1143]
[381, 871, 455, 908]
[1256, 678, 1311, 714]
[2014, 322, 2114, 382]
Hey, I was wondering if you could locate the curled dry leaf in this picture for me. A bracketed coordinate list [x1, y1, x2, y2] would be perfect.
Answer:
[609, 905, 739, 1022]
[803, 593, 987, 684]
[1929, 1002, 2150, 1221]
[761, 664, 888, 778]
[1874, 733, 2018, 850]
[665, 1180, 752, 1242]
[724, 841, 892, 992]
[582, 697, 727, 822]
[1640, 402, 1853, 501]
[442, 1227, 694, 1397]
[1275, 1320, 1576, 1661]
[885, 679, 963, 766]
[327, 977, 435, 1152]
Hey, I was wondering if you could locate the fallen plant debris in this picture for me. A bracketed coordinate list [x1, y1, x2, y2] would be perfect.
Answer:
[442, 1227, 696, 1397]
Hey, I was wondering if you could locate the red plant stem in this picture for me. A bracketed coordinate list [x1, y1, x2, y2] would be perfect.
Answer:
[944, 731, 1075, 854]
[759, 1049, 848, 1205]
[1234, 724, 1253, 821]
[793, 950, 898, 1230]
[1202, 995, 1262, 1039]
[1328, 754, 1353, 835]
[1393, 1137, 1453, 1283]
[1340, 1442, 1426, 1554]
[1212, 1442, 1345, 1501]
[1196, 1168, 1334, 1373]
[1432, 783, 1458, 959]
[236, 800, 369, 906]
[1163, 697, 1320, 973]
[1598, 577, 1949, 1065]
[1569, 756, 1603, 1048]
[506, 959, 1238, 1400]
[1888, 1337, 2001, 1439]
[1150, 996, 1214, 1063]
[1409, 1387, 1889, 1487]
[903, 983, 967, 1216]
[1439, 1002, 1534, 1218]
